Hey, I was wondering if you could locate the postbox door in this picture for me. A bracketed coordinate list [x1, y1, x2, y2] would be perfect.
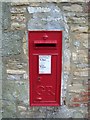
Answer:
[30, 54, 60, 106]
[29, 31, 62, 106]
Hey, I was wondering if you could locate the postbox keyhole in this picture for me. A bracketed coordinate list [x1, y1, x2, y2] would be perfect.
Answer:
[38, 77, 41, 81]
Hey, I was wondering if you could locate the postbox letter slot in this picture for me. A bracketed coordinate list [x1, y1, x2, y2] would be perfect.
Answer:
[35, 43, 56, 47]
[34, 40, 57, 48]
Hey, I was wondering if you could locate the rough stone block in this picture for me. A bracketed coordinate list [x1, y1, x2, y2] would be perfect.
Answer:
[83, 40, 88, 48]
[71, 95, 88, 103]
[72, 50, 88, 63]
[63, 4, 83, 12]
[28, 3, 67, 31]
[67, 17, 87, 24]
[10, 7, 26, 13]
[28, 6, 51, 13]
[18, 106, 27, 112]
[2, 30, 24, 56]
[71, 33, 88, 41]
[11, 22, 26, 30]
[2, 3, 11, 30]
[74, 70, 88, 76]
[71, 26, 88, 33]
[11, 2, 30, 6]
[11, 14, 26, 23]
[68, 84, 86, 93]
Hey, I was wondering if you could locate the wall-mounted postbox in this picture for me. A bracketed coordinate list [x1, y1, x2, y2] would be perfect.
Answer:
[28, 31, 62, 106]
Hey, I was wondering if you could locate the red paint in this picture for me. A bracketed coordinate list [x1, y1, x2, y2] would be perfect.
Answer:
[28, 31, 62, 106]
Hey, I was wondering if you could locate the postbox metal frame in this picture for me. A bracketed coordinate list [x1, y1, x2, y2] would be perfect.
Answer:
[28, 31, 62, 106]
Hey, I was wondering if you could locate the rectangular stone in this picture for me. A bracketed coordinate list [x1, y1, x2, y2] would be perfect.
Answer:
[76, 63, 88, 68]
[74, 71, 88, 77]
[28, 7, 51, 13]
[7, 69, 26, 74]
[11, 22, 26, 30]
[2, 3, 11, 30]
[71, 26, 88, 33]
[10, 7, 26, 13]
[71, 33, 88, 42]
[2, 30, 24, 56]
[11, 14, 26, 23]
[69, 0, 86, 2]
[11, 2, 30, 6]
[68, 84, 86, 93]
[63, 4, 83, 12]
[72, 50, 88, 63]
[67, 17, 87, 24]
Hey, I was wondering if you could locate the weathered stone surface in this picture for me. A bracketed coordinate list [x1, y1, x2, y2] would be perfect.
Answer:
[0, 3, 2, 119]
[83, 40, 88, 49]
[11, 14, 26, 23]
[7, 74, 23, 81]
[7, 69, 26, 74]
[70, 0, 85, 2]
[2, 3, 11, 30]
[73, 40, 81, 47]
[2, 99, 17, 118]
[11, 2, 30, 6]
[72, 50, 88, 63]
[70, 34, 88, 50]
[11, 22, 26, 30]
[3, 78, 29, 103]
[46, 105, 75, 118]
[71, 26, 88, 33]
[68, 84, 86, 93]
[73, 33, 88, 41]
[63, 4, 83, 12]
[10, 7, 26, 13]
[0, 100, 2, 119]
[67, 17, 87, 24]
[74, 70, 88, 76]
[28, 7, 51, 13]
[76, 63, 88, 68]
[2, 30, 24, 56]
[64, 49, 71, 61]
[72, 111, 84, 118]
[18, 106, 27, 112]
[28, 3, 67, 30]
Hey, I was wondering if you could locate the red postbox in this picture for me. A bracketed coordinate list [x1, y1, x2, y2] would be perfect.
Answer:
[28, 31, 62, 106]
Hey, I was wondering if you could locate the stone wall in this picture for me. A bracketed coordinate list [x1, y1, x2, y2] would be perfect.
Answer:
[1, 1, 89, 118]
[0, 3, 2, 120]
